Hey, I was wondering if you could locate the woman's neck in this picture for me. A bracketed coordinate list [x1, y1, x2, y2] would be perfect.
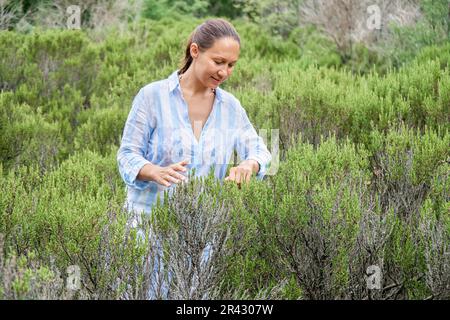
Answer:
[179, 68, 214, 98]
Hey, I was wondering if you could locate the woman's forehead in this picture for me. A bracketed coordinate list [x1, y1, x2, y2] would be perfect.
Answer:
[207, 38, 240, 60]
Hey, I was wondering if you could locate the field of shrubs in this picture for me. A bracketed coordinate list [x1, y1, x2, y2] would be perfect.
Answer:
[0, 15, 449, 299]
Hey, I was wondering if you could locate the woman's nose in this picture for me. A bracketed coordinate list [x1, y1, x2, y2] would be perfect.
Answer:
[218, 69, 226, 78]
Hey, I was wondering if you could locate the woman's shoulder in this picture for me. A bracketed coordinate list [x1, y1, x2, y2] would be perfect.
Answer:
[138, 78, 168, 97]
[129, 78, 168, 114]
[137, 70, 180, 97]
[217, 87, 246, 114]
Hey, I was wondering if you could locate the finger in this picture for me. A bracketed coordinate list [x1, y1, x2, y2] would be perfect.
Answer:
[245, 172, 251, 183]
[164, 174, 180, 184]
[178, 159, 189, 166]
[235, 174, 242, 189]
[228, 168, 236, 181]
[157, 177, 171, 187]
[172, 164, 188, 172]
[235, 170, 242, 184]
[167, 169, 186, 181]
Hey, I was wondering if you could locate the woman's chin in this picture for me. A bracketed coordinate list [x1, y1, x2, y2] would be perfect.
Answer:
[207, 84, 219, 91]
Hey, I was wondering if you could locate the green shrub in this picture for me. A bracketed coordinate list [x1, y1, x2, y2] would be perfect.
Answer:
[1, 18, 449, 299]
[0, 93, 63, 172]
[74, 105, 129, 156]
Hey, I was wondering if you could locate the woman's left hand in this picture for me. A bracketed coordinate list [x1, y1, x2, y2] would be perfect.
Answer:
[225, 160, 259, 188]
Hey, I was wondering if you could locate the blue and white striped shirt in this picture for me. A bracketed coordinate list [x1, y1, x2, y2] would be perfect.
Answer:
[117, 70, 272, 215]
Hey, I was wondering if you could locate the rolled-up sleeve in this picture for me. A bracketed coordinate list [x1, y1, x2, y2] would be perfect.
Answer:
[235, 105, 272, 180]
[117, 88, 153, 190]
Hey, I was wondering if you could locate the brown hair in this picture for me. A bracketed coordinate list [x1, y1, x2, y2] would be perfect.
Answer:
[179, 19, 241, 75]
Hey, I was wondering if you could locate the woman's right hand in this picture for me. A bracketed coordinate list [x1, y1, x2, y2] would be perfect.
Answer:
[147, 159, 189, 187]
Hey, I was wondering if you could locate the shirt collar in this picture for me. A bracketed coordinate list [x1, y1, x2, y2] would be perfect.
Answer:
[168, 70, 180, 93]
[168, 70, 222, 102]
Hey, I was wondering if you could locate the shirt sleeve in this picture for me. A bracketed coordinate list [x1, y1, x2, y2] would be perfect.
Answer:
[235, 103, 272, 180]
[117, 88, 153, 190]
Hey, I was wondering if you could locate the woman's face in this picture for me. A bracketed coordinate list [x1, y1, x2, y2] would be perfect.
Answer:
[191, 37, 240, 89]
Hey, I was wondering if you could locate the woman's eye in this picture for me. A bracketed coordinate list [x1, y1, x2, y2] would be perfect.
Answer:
[214, 60, 222, 65]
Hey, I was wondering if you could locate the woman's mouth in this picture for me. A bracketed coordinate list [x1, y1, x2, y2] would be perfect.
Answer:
[211, 76, 221, 84]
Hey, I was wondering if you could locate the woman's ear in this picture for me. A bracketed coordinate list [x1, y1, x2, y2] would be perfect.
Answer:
[190, 43, 199, 59]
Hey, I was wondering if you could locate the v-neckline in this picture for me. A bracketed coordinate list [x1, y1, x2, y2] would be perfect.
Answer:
[179, 89, 218, 145]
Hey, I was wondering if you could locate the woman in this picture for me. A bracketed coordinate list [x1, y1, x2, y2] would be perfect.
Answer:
[117, 18, 272, 217]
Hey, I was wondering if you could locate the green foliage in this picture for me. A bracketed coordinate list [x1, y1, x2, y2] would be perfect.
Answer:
[288, 26, 341, 68]
[234, 0, 302, 38]
[420, 0, 450, 30]
[142, 0, 244, 20]
[0, 246, 67, 300]
[143, 0, 209, 20]
[379, 0, 449, 70]
[1, 17, 449, 299]
[0, 93, 63, 172]
[74, 105, 128, 156]
[0, 149, 156, 298]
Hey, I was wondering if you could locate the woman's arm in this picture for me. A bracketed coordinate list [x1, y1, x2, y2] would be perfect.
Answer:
[226, 102, 272, 185]
[117, 88, 154, 190]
